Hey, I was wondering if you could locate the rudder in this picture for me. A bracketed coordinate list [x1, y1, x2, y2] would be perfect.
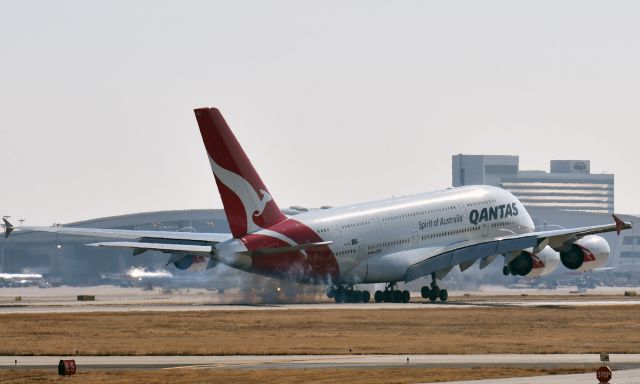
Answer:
[194, 107, 287, 238]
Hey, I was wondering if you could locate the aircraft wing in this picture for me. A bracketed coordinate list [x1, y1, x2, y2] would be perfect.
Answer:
[3, 220, 331, 257]
[4, 220, 232, 244]
[404, 214, 631, 282]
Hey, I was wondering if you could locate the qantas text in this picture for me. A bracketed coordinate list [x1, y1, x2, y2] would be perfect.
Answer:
[469, 202, 519, 225]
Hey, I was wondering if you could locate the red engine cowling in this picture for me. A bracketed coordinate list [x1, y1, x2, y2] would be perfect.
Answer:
[509, 246, 560, 277]
[559, 235, 610, 272]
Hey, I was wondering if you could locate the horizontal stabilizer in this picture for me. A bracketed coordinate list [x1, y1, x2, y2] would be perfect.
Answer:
[243, 241, 332, 256]
[88, 241, 214, 255]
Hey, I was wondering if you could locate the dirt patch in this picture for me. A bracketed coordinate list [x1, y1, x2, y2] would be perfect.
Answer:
[0, 367, 594, 384]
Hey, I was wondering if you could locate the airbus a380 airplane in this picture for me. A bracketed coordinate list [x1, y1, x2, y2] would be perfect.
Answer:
[3, 107, 632, 303]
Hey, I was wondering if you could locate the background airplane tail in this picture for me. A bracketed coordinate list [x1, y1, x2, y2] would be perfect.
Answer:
[194, 107, 287, 238]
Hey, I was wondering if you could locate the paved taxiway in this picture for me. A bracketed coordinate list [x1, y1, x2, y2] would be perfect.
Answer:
[5, 354, 639, 383]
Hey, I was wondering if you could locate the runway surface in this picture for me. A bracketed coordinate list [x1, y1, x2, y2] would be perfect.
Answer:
[2, 299, 640, 313]
[2, 285, 640, 313]
[3, 354, 640, 370]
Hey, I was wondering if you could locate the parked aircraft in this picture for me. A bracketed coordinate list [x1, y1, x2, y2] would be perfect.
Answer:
[3, 107, 632, 303]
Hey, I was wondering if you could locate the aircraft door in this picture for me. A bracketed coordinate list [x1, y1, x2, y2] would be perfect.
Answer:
[372, 215, 383, 231]
[481, 223, 489, 237]
[355, 239, 367, 262]
[411, 229, 419, 247]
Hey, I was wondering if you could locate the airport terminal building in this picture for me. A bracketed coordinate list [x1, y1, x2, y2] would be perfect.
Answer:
[452, 155, 614, 213]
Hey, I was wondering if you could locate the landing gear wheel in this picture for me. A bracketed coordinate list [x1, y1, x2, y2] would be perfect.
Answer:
[361, 290, 370, 303]
[335, 290, 345, 304]
[428, 289, 438, 302]
[401, 290, 411, 303]
[438, 289, 448, 302]
[374, 290, 382, 303]
[326, 288, 335, 299]
[421, 286, 430, 299]
[502, 265, 510, 276]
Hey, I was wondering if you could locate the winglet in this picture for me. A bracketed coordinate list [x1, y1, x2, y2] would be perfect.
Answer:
[613, 214, 626, 236]
[3, 219, 14, 238]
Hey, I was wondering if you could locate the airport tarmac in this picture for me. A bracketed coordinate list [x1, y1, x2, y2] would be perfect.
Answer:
[2, 285, 640, 311]
[3, 287, 640, 383]
[2, 298, 640, 313]
[3, 354, 640, 370]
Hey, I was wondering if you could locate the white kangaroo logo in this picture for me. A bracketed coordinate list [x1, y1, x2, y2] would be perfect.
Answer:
[208, 156, 273, 234]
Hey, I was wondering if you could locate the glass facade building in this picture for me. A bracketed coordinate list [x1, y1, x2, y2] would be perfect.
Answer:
[452, 156, 614, 213]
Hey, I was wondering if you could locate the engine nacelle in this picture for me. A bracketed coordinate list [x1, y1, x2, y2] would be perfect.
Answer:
[169, 253, 211, 271]
[509, 246, 560, 277]
[560, 235, 610, 272]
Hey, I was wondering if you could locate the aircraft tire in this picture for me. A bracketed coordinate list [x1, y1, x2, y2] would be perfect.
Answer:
[382, 290, 392, 303]
[401, 290, 410, 303]
[361, 290, 370, 303]
[421, 286, 430, 299]
[326, 286, 336, 299]
[374, 290, 383, 303]
[428, 289, 438, 302]
[335, 290, 345, 304]
[438, 289, 448, 302]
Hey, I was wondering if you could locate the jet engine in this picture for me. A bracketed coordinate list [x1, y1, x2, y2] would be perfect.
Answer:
[168, 253, 213, 272]
[559, 235, 610, 272]
[508, 246, 560, 277]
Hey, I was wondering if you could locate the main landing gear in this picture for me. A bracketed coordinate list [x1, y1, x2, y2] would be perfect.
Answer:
[373, 282, 411, 303]
[327, 285, 370, 304]
[420, 273, 448, 302]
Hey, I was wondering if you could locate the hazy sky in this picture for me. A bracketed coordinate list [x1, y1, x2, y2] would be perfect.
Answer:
[1, 1, 639, 225]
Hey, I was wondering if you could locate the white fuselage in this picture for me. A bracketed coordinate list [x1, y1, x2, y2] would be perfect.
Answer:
[220, 185, 536, 284]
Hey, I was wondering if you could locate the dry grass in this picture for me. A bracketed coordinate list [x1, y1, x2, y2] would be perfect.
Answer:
[0, 367, 594, 384]
[0, 306, 639, 356]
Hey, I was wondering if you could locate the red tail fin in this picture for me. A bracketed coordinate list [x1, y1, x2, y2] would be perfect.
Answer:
[194, 107, 287, 238]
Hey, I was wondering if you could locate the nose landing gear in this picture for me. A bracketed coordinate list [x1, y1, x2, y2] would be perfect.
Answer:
[420, 273, 448, 302]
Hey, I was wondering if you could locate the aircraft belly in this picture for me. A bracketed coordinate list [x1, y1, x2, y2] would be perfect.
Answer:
[363, 252, 415, 283]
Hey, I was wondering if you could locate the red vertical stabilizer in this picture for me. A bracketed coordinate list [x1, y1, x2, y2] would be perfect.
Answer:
[194, 107, 287, 238]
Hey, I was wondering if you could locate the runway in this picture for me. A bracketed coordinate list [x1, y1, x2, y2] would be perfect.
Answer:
[2, 285, 640, 313]
[4, 354, 640, 370]
[2, 298, 640, 314]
